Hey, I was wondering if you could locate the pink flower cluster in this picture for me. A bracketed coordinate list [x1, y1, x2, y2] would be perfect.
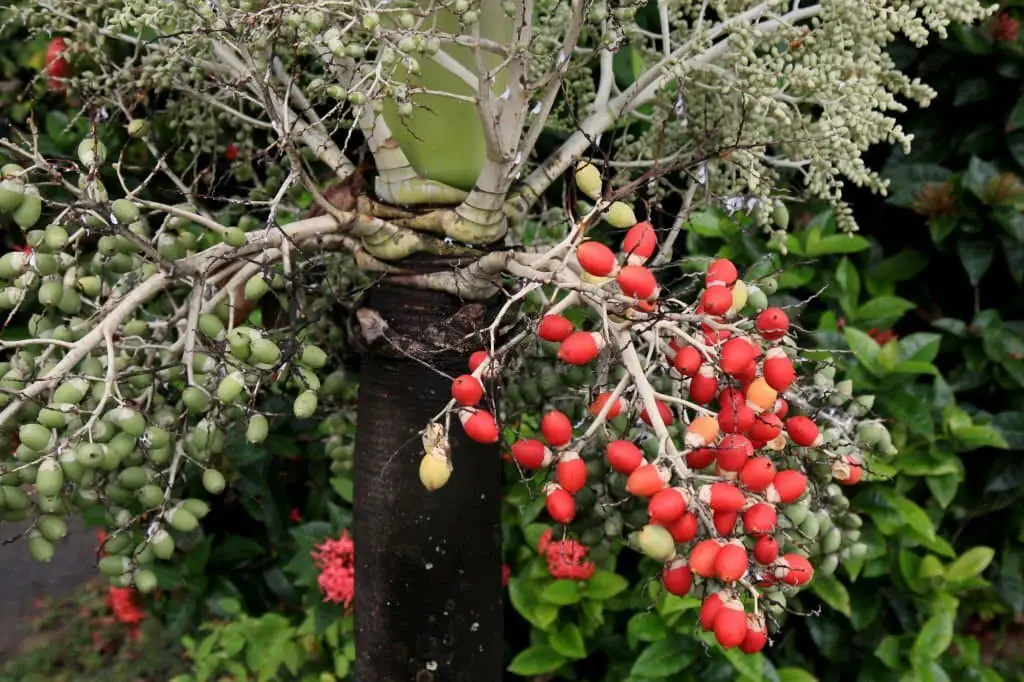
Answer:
[537, 529, 596, 581]
[312, 531, 355, 609]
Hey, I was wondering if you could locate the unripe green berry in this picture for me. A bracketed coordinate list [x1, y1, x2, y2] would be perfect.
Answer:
[37, 515, 69, 542]
[246, 414, 269, 444]
[166, 506, 198, 532]
[203, 468, 226, 495]
[28, 530, 55, 562]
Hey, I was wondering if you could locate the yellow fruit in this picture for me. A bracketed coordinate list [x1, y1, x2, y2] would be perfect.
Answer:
[419, 451, 452, 491]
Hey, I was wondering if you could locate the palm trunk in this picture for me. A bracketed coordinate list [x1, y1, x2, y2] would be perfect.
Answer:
[351, 274, 503, 680]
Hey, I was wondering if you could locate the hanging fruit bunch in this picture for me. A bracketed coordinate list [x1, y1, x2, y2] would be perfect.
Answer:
[420, 161, 895, 654]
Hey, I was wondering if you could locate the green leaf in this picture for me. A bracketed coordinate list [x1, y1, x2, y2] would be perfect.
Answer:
[886, 492, 937, 541]
[806, 234, 871, 256]
[584, 570, 628, 600]
[722, 647, 764, 681]
[963, 156, 1000, 199]
[549, 623, 587, 659]
[867, 249, 929, 287]
[883, 163, 954, 208]
[844, 328, 881, 375]
[954, 76, 991, 107]
[957, 237, 995, 286]
[877, 339, 901, 374]
[912, 612, 954, 662]
[687, 211, 723, 237]
[926, 474, 960, 509]
[875, 635, 903, 669]
[627, 612, 669, 648]
[811, 575, 852, 616]
[835, 257, 861, 314]
[1007, 92, 1024, 132]
[540, 579, 583, 605]
[898, 333, 942, 364]
[856, 296, 917, 324]
[329, 476, 353, 503]
[630, 637, 694, 677]
[777, 668, 819, 682]
[892, 361, 939, 375]
[508, 579, 558, 630]
[507, 645, 567, 675]
[950, 424, 1009, 451]
[946, 547, 995, 583]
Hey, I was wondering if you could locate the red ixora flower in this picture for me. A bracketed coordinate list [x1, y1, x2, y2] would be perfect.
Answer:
[992, 12, 1021, 42]
[867, 328, 898, 344]
[312, 531, 355, 609]
[536, 529, 596, 581]
[106, 586, 146, 639]
[289, 507, 303, 523]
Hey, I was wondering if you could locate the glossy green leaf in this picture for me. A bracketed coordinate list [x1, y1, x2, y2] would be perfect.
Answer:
[912, 611, 954, 661]
[844, 328, 881, 375]
[549, 623, 587, 659]
[946, 547, 995, 583]
[506, 645, 567, 675]
[630, 637, 694, 677]
[540, 579, 583, 605]
[584, 570, 629, 600]
[811, 575, 852, 616]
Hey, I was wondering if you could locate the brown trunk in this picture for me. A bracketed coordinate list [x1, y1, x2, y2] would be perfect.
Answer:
[351, 273, 503, 681]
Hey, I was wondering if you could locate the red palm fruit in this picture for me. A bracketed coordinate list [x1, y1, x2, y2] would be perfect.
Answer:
[777, 553, 814, 586]
[673, 345, 703, 376]
[662, 558, 693, 597]
[771, 470, 807, 503]
[511, 439, 552, 470]
[451, 375, 484, 406]
[714, 599, 748, 649]
[742, 502, 777, 535]
[538, 314, 574, 342]
[576, 241, 617, 276]
[559, 331, 604, 365]
[740, 616, 768, 654]
[749, 412, 783, 441]
[648, 488, 687, 524]
[702, 321, 733, 345]
[714, 541, 748, 582]
[713, 510, 738, 536]
[556, 453, 587, 493]
[666, 512, 698, 542]
[757, 307, 790, 340]
[699, 482, 745, 513]
[753, 535, 779, 564]
[469, 350, 489, 372]
[716, 434, 754, 471]
[786, 416, 821, 447]
[44, 38, 71, 93]
[763, 348, 796, 391]
[706, 258, 738, 286]
[689, 367, 718, 404]
[700, 592, 725, 631]
[640, 400, 674, 426]
[626, 464, 668, 498]
[733, 359, 758, 383]
[689, 539, 723, 577]
[606, 440, 644, 474]
[686, 446, 716, 469]
[834, 455, 863, 485]
[739, 456, 776, 492]
[617, 265, 659, 300]
[622, 221, 657, 262]
[701, 286, 733, 316]
[718, 386, 745, 408]
[685, 415, 720, 448]
[589, 392, 624, 418]
[718, 402, 755, 435]
[774, 398, 789, 418]
[541, 410, 573, 447]
[460, 410, 499, 443]
[545, 485, 576, 524]
[720, 337, 760, 377]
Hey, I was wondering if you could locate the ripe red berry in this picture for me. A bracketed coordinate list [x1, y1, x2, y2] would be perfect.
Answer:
[451, 375, 484, 406]
[740, 616, 768, 654]
[225, 144, 240, 161]
[720, 338, 760, 377]
[713, 510, 738, 536]
[742, 502, 777, 535]
[545, 486, 576, 524]
[617, 265, 658, 300]
[700, 482, 745, 513]
[648, 488, 687, 524]
[836, 456, 863, 485]
[511, 439, 551, 470]
[662, 559, 693, 596]
[606, 440, 644, 474]
[576, 241, 617, 277]
[44, 38, 71, 93]
[469, 350, 489, 372]
[714, 600, 748, 649]
[718, 402, 755, 435]
[559, 332, 603, 365]
[538, 314, 574, 342]
[739, 456, 776, 492]
[733, 359, 758, 383]
[701, 285, 733, 316]
[763, 349, 796, 391]
[672, 346, 702, 376]
[666, 511, 698, 542]
[772, 469, 808, 503]
[777, 553, 814, 586]
[716, 434, 753, 471]
[626, 464, 667, 498]
[640, 400, 674, 426]
[774, 398, 789, 418]
[622, 222, 657, 262]
[786, 416, 821, 447]
[689, 539, 722, 578]
[749, 412, 783, 441]
[718, 386, 745, 408]
[714, 542, 748, 582]
[688, 366, 718, 404]
[541, 410, 573, 447]
[757, 307, 790, 341]
[461, 410, 499, 443]
[686, 446, 716, 469]
[556, 453, 587, 493]
[706, 258, 738, 286]
[702, 321, 732, 345]
[699, 592, 724, 631]
[753, 535, 779, 564]
[588, 392, 624, 418]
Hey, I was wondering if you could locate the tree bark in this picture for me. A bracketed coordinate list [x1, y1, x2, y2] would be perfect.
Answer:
[352, 275, 503, 681]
